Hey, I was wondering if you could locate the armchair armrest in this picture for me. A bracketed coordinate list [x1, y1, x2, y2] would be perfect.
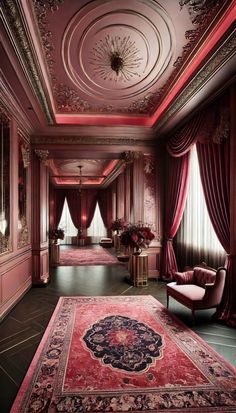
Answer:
[174, 270, 194, 285]
[203, 268, 226, 307]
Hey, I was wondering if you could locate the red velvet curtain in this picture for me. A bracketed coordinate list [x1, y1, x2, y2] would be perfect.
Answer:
[196, 141, 229, 252]
[98, 188, 113, 230]
[49, 188, 66, 229]
[55, 190, 66, 228]
[81, 190, 98, 229]
[161, 152, 190, 280]
[66, 190, 81, 233]
[161, 114, 203, 280]
[166, 112, 203, 157]
[197, 139, 236, 326]
[66, 189, 98, 234]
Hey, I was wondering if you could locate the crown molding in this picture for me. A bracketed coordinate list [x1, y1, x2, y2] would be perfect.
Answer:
[0, 0, 55, 125]
[155, 25, 236, 134]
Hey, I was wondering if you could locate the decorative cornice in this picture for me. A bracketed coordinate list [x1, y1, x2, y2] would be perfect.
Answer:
[0, 0, 54, 124]
[35, 149, 50, 165]
[31, 135, 156, 146]
[0, 105, 10, 124]
[122, 151, 143, 164]
[156, 28, 236, 131]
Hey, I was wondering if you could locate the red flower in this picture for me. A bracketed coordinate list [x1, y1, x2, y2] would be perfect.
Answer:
[120, 223, 155, 249]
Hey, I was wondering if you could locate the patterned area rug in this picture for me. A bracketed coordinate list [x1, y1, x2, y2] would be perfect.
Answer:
[10, 296, 236, 412]
[59, 247, 119, 266]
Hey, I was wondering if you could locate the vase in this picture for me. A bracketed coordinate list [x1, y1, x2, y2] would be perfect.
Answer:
[132, 246, 142, 256]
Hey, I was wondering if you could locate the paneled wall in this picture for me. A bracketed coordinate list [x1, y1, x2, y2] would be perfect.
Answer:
[0, 111, 32, 320]
[112, 151, 164, 278]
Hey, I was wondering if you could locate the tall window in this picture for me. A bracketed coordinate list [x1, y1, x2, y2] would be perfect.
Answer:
[58, 198, 106, 243]
[175, 145, 225, 269]
[87, 202, 106, 237]
[58, 197, 77, 242]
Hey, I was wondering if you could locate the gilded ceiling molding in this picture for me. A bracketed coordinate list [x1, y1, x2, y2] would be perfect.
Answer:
[0, 0, 54, 124]
[0, 105, 10, 125]
[54, 83, 99, 113]
[32, 136, 156, 146]
[156, 30, 236, 131]
[32, 0, 224, 116]
[122, 151, 143, 164]
[35, 0, 64, 12]
[35, 149, 50, 165]
[146, 0, 223, 116]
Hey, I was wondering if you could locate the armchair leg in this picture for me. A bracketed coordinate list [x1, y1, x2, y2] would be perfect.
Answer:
[167, 294, 169, 308]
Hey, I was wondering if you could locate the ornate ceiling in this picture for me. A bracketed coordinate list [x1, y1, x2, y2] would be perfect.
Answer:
[0, 0, 235, 187]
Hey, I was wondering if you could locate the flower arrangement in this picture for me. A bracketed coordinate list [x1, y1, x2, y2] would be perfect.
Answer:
[49, 228, 65, 240]
[110, 218, 126, 232]
[120, 223, 155, 250]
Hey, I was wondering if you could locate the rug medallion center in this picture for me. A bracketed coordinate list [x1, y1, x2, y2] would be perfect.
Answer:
[83, 315, 163, 372]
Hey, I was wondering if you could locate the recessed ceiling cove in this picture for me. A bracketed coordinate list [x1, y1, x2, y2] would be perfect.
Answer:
[62, 0, 175, 101]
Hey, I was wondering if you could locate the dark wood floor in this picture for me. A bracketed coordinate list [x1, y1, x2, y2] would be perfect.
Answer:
[1, 246, 236, 413]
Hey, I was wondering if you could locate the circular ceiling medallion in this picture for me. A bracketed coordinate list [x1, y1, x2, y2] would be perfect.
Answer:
[62, 0, 175, 102]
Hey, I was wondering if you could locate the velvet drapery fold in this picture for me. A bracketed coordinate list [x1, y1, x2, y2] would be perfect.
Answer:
[161, 114, 203, 280]
[66, 189, 98, 234]
[161, 152, 190, 280]
[82, 190, 98, 229]
[197, 139, 236, 326]
[98, 188, 113, 230]
[166, 113, 203, 157]
[50, 189, 66, 229]
[165, 92, 235, 325]
[66, 190, 82, 235]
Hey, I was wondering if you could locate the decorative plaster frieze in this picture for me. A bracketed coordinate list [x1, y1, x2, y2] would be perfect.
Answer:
[0, 0, 54, 124]
[31, 136, 156, 146]
[156, 30, 236, 131]
[32, 0, 224, 116]
[35, 149, 50, 165]
[122, 151, 143, 164]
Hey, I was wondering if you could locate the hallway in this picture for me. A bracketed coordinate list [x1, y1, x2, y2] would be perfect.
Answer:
[0, 257, 236, 412]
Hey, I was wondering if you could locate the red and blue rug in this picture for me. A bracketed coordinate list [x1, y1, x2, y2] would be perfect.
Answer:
[10, 296, 236, 412]
[59, 247, 119, 266]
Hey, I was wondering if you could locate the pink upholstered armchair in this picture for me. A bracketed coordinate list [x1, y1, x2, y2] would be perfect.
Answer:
[166, 265, 226, 322]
